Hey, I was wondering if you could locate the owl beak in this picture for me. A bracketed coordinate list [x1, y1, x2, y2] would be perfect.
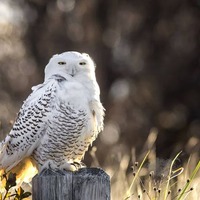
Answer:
[70, 67, 76, 77]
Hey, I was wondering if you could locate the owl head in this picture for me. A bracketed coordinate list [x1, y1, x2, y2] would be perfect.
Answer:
[44, 51, 96, 81]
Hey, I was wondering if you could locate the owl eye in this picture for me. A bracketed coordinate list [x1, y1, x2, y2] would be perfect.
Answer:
[58, 61, 66, 65]
[79, 62, 86, 65]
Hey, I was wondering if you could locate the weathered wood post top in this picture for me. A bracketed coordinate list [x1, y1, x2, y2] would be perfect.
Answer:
[32, 167, 110, 200]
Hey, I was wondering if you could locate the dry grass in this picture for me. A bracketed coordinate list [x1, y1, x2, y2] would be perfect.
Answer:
[100, 129, 200, 200]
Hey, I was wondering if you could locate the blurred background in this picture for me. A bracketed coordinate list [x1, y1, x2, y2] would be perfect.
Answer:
[0, 0, 200, 169]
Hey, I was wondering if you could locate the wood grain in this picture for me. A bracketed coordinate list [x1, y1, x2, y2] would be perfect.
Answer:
[32, 168, 110, 200]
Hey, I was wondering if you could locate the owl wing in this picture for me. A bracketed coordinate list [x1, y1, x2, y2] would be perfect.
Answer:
[0, 79, 58, 172]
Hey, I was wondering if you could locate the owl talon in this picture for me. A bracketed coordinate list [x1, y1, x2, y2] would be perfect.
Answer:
[72, 161, 86, 169]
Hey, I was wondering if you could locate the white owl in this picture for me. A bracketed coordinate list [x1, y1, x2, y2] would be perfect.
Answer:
[0, 51, 105, 174]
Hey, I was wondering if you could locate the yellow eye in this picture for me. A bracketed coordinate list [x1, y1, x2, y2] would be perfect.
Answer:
[79, 62, 86, 65]
[58, 61, 66, 65]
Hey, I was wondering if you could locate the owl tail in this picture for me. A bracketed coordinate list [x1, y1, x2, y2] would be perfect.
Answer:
[0, 135, 38, 185]
[0, 138, 9, 172]
[0, 135, 20, 172]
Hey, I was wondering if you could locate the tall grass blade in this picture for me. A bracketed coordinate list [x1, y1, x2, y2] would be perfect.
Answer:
[124, 150, 150, 199]
[177, 160, 200, 200]
[164, 151, 182, 200]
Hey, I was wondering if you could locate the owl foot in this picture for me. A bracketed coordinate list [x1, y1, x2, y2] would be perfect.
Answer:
[40, 160, 57, 172]
[60, 162, 77, 171]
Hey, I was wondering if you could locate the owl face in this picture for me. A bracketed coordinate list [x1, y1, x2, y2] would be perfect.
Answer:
[44, 51, 96, 81]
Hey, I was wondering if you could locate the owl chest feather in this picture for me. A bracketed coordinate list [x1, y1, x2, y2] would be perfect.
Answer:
[32, 79, 95, 166]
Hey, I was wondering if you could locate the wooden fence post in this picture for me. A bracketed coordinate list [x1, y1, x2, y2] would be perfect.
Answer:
[32, 168, 110, 200]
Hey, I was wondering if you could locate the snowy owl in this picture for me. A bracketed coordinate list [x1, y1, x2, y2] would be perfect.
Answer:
[0, 51, 105, 174]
